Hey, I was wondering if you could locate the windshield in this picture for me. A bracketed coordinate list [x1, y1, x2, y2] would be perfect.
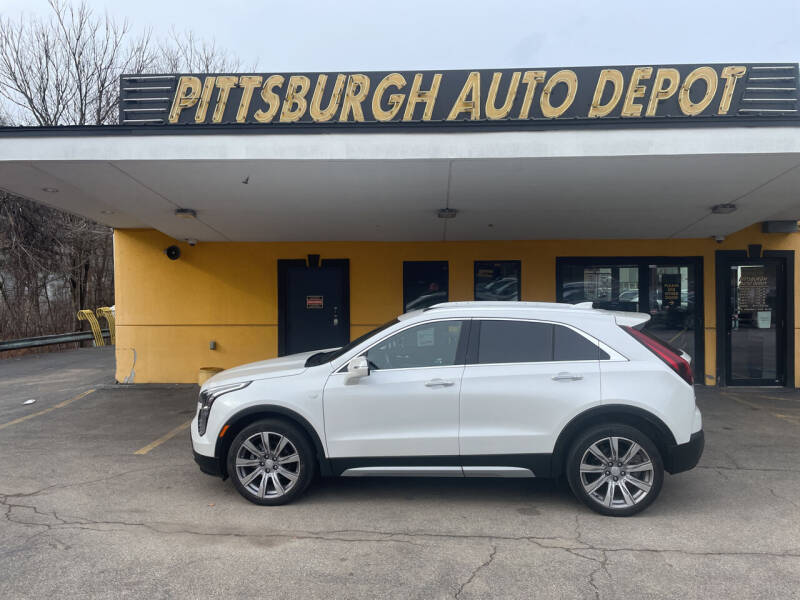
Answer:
[304, 319, 399, 367]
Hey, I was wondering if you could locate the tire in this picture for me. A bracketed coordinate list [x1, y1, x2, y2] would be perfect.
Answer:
[227, 418, 315, 506]
[566, 423, 664, 517]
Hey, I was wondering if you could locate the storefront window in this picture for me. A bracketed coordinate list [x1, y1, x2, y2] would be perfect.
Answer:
[557, 257, 703, 381]
[474, 260, 521, 301]
[559, 264, 639, 311]
[403, 261, 448, 312]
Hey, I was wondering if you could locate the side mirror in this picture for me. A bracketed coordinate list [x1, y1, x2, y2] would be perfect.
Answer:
[344, 355, 370, 383]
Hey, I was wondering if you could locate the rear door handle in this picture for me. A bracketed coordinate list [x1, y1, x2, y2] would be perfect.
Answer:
[552, 372, 583, 382]
[425, 378, 455, 387]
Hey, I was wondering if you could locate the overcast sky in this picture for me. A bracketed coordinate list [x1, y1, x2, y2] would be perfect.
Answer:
[2, 0, 799, 71]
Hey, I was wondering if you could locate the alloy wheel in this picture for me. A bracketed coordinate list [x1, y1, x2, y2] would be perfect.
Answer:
[579, 436, 655, 509]
[234, 431, 301, 499]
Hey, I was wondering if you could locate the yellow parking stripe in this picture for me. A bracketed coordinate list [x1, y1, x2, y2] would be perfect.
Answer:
[134, 419, 193, 455]
[0, 389, 96, 431]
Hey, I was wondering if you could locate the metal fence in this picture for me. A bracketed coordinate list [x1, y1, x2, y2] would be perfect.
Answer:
[0, 330, 111, 352]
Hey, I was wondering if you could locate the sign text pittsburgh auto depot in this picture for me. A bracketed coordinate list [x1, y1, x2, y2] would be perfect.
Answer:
[154, 64, 790, 126]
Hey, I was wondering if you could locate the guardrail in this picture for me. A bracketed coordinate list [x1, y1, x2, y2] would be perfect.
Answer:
[0, 330, 111, 352]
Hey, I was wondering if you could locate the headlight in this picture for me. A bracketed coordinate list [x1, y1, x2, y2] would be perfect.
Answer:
[197, 381, 251, 436]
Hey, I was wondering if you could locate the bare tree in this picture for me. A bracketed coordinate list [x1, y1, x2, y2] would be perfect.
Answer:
[158, 28, 246, 73]
[0, 1, 243, 346]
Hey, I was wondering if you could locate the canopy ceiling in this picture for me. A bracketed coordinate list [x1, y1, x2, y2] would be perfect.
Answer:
[1, 126, 799, 242]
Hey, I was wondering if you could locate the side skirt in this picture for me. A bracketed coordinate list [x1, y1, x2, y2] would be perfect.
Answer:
[330, 454, 552, 478]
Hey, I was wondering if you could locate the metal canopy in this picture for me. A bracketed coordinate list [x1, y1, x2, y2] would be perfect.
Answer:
[1, 125, 799, 242]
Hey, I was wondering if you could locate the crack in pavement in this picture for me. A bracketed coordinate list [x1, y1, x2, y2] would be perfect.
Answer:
[4, 495, 799, 561]
[696, 465, 800, 473]
[454, 544, 496, 599]
[0, 464, 182, 499]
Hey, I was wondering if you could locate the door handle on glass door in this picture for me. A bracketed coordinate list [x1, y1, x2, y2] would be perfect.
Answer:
[552, 372, 583, 382]
[425, 379, 455, 387]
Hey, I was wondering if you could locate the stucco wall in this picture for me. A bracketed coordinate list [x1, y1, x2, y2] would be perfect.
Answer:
[113, 225, 800, 384]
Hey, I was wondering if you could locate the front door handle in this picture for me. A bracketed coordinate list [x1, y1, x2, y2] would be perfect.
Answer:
[552, 372, 583, 382]
[425, 378, 455, 387]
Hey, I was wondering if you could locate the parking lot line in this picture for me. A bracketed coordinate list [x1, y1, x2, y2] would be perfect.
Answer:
[134, 419, 193, 455]
[0, 388, 96, 431]
[723, 391, 800, 427]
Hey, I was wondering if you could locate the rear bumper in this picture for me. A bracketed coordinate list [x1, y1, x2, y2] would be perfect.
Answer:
[193, 449, 223, 477]
[665, 430, 704, 474]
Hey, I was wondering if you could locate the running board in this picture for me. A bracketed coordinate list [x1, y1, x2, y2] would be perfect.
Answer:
[340, 466, 534, 478]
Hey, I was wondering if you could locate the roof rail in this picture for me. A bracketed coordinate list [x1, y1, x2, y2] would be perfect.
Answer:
[426, 301, 583, 310]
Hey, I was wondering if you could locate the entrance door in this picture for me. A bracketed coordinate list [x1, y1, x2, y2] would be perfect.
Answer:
[724, 258, 786, 386]
[278, 259, 349, 356]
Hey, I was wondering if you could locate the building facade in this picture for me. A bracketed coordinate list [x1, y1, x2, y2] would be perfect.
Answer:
[1, 62, 799, 386]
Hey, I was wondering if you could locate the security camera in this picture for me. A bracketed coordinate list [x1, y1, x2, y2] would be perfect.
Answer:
[186, 239, 197, 247]
[713, 235, 725, 244]
[165, 245, 181, 260]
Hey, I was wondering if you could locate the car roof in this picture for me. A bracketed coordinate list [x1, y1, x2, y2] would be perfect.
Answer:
[407, 301, 650, 327]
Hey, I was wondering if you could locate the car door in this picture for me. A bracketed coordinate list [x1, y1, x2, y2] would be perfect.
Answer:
[459, 319, 602, 465]
[323, 319, 468, 460]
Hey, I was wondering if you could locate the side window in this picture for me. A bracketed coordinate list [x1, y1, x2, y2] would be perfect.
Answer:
[554, 324, 607, 360]
[366, 321, 463, 370]
[477, 320, 553, 364]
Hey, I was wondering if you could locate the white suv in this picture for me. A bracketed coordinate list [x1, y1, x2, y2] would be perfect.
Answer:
[191, 302, 704, 516]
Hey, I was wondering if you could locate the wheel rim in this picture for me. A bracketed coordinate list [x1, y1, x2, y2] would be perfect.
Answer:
[579, 436, 654, 509]
[235, 431, 301, 499]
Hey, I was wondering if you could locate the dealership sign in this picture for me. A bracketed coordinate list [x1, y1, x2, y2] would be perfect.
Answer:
[119, 63, 799, 127]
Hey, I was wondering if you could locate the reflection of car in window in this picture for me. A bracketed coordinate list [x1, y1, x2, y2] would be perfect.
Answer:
[404, 290, 448, 312]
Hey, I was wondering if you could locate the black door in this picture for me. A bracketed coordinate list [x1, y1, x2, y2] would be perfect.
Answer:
[723, 257, 787, 386]
[278, 259, 349, 356]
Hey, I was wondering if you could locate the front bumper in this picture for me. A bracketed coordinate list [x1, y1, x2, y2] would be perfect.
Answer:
[665, 429, 704, 474]
[193, 449, 223, 477]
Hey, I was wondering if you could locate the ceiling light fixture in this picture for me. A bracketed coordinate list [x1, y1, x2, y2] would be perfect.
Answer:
[41, 187, 58, 193]
[100, 210, 115, 215]
[711, 203, 737, 215]
[175, 208, 197, 219]
[437, 208, 458, 219]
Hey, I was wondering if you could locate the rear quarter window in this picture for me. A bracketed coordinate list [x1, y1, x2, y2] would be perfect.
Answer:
[554, 324, 609, 361]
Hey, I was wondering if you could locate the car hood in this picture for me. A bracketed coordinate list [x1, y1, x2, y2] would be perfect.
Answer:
[204, 348, 338, 387]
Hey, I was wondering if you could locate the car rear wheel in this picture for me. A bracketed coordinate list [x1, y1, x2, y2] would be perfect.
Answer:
[566, 423, 664, 517]
[227, 419, 314, 506]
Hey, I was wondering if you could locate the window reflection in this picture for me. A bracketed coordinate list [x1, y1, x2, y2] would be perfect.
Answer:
[475, 261, 521, 301]
[403, 261, 448, 312]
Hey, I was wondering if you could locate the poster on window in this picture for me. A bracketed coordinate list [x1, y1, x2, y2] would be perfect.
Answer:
[662, 274, 681, 309]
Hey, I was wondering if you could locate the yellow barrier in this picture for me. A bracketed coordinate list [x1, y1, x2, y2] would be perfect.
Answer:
[96, 307, 116, 345]
[77, 310, 104, 347]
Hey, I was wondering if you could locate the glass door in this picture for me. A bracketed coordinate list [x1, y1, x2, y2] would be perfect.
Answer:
[725, 259, 786, 386]
[644, 265, 697, 367]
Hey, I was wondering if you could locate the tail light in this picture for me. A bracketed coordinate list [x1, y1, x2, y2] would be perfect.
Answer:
[622, 326, 694, 386]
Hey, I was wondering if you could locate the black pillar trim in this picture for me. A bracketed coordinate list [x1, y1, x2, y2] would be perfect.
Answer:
[765, 250, 795, 388]
[277, 259, 307, 357]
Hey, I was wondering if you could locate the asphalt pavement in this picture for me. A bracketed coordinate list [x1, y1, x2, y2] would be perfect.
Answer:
[1, 348, 799, 599]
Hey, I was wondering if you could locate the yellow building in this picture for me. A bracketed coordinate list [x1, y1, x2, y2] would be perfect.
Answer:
[2, 63, 799, 387]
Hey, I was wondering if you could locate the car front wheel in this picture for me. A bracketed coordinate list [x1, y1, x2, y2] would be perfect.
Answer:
[227, 419, 314, 506]
[566, 423, 664, 517]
